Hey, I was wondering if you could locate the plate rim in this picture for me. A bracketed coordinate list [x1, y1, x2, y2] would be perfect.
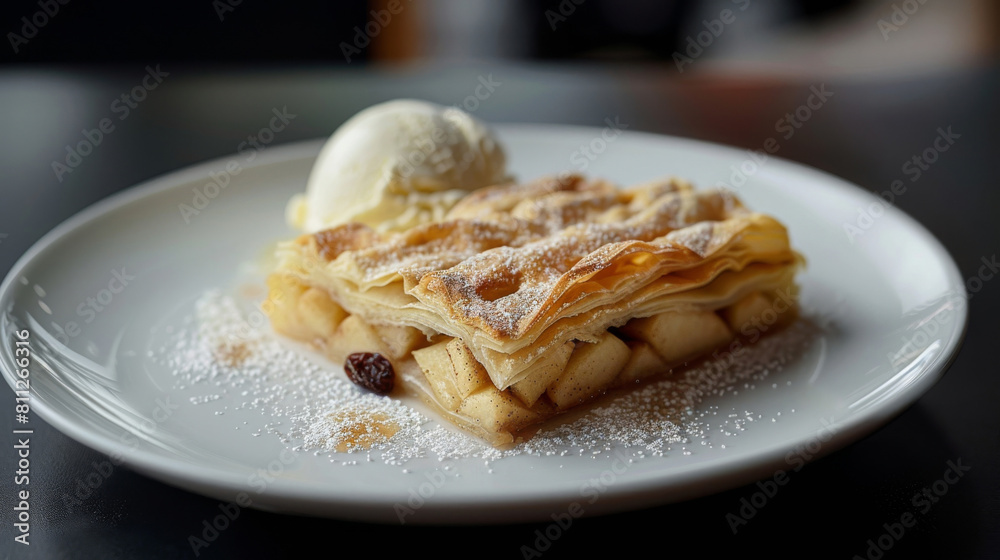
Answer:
[0, 124, 969, 523]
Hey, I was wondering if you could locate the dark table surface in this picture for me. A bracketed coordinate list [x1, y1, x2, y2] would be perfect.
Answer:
[1, 62, 998, 559]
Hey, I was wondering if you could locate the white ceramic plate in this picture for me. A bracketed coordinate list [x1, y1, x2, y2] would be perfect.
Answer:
[0, 125, 967, 523]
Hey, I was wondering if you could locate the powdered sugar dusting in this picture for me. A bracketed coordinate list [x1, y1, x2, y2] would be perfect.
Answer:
[155, 290, 818, 468]
[315, 176, 765, 340]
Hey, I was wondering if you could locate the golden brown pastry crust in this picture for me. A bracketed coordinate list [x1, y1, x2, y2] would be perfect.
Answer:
[272, 175, 801, 391]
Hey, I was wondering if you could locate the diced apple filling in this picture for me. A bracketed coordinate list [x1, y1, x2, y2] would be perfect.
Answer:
[298, 287, 348, 338]
[616, 341, 668, 385]
[456, 387, 541, 435]
[412, 338, 493, 411]
[619, 309, 732, 364]
[510, 341, 573, 407]
[546, 331, 631, 410]
[267, 273, 794, 443]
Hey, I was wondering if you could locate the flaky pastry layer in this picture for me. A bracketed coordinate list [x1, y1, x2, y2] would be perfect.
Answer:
[271, 175, 801, 390]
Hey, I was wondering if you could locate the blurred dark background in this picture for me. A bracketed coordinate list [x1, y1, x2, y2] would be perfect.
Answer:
[1, 0, 996, 68]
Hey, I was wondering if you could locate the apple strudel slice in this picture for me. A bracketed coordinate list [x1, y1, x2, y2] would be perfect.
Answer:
[265, 175, 802, 446]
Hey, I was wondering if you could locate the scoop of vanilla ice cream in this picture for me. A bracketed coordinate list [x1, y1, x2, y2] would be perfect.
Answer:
[287, 99, 509, 233]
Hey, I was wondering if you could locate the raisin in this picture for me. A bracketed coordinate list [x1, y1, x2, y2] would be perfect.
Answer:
[344, 352, 395, 395]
